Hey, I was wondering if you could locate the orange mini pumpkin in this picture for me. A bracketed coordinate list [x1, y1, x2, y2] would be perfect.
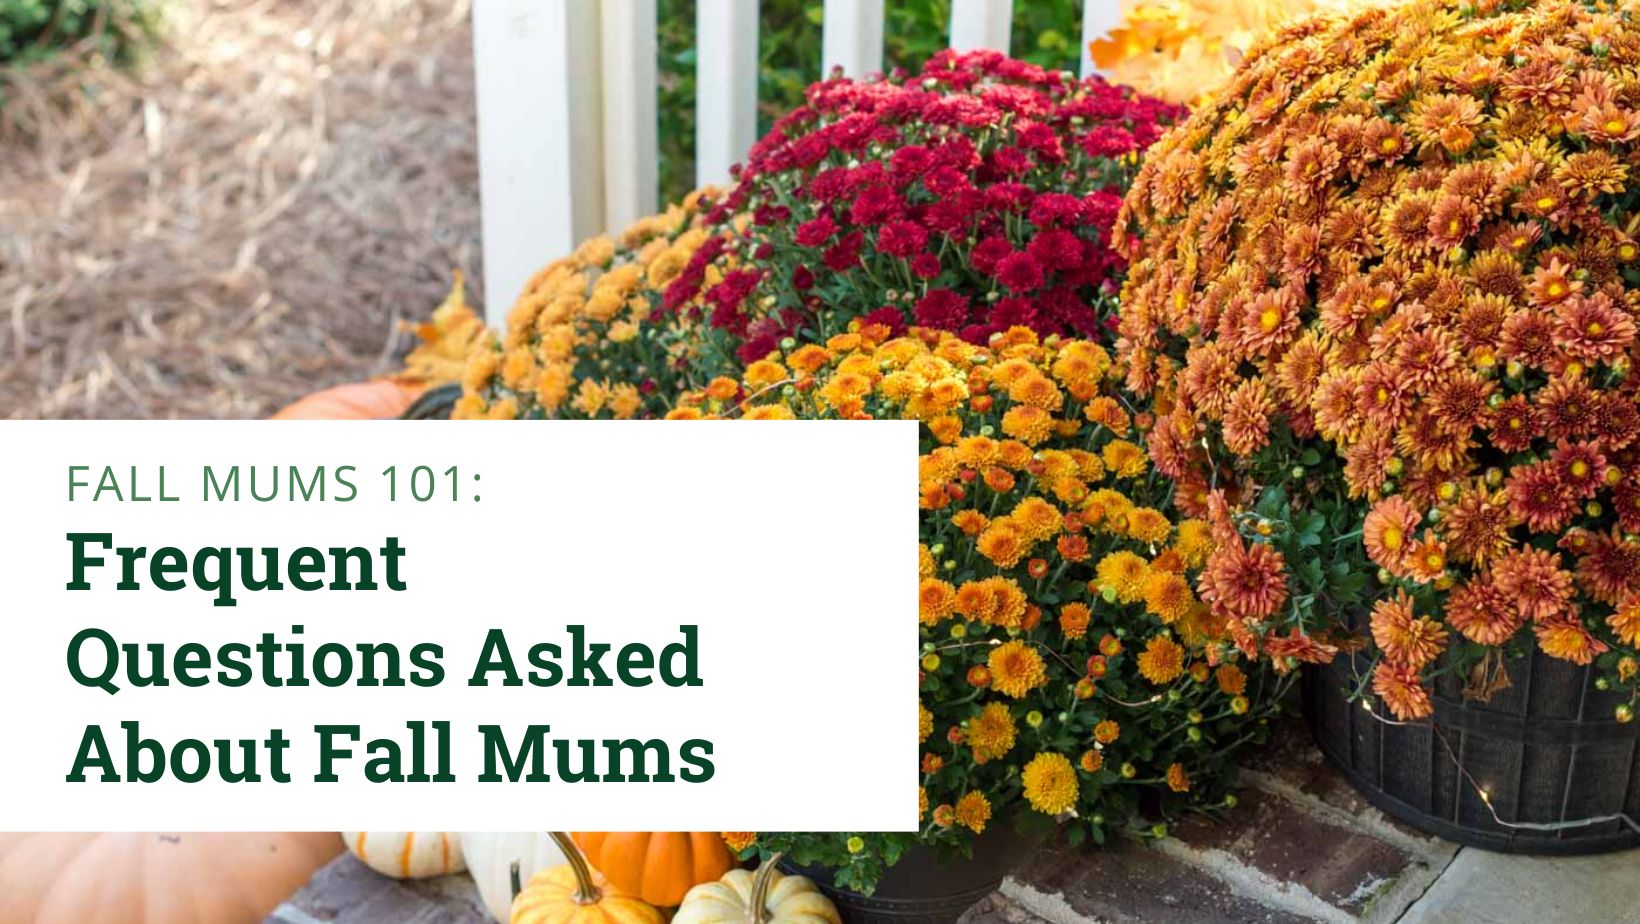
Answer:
[571, 833, 734, 907]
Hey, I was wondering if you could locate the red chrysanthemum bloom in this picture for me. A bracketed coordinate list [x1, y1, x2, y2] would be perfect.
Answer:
[1575, 531, 1640, 606]
[1506, 461, 1578, 533]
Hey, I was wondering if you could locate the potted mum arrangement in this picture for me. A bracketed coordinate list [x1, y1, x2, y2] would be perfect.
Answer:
[665, 324, 1287, 920]
[454, 49, 1183, 421]
[1117, 0, 1640, 852]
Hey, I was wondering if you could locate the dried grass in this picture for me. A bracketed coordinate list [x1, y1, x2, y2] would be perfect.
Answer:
[0, 0, 482, 418]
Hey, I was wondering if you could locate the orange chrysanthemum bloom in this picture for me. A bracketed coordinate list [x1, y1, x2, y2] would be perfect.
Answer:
[1363, 496, 1422, 577]
[1166, 763, 1191, 793]
[1373, 662, 1434, 721]
[919, 578, 956, 626]
[1198, 538, 1288, 620]
[1369, 591, 1448, 670]
[1138, 635, 1186, 685]
[1060, 602, 1093, 641]
[988, 641, 1048, 699]
[722, 832, 757, 852]
[1216, 663, 1247, 696]
[1115, 0, 1640, 698]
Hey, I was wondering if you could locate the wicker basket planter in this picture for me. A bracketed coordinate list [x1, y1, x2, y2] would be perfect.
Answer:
[1307, 613, 1640, 854]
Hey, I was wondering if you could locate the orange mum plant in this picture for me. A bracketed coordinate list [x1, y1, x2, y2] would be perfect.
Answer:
[1116, 0, 1640, 721]
[668, 325, 1286, 892]
[1087, 0, 1379, 105]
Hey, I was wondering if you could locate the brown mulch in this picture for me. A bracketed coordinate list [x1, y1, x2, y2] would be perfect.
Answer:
[0, 0, 483, 418]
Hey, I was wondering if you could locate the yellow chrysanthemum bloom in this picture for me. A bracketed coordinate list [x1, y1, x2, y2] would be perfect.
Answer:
[967, 702, 1017, 763]
[954, 791, 992, 833]
[918, 703, 934, 743]
[1022, 752, 1080, 815]
[1095, 550, 1152, 603]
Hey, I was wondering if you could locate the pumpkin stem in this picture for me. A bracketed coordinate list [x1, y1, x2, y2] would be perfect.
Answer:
[511, 860, 523, 902]
[747, 852, 786, 924]
[550, 832, 603, 905]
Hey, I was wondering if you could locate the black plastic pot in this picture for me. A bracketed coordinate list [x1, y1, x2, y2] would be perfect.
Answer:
[780, 827, 1035, 924]
[1307, 631, 1640, 854]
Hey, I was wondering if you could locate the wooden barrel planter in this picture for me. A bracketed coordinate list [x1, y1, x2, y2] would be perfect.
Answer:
[1307, 610, 1640, 854]
[780, 827, 1035, 924]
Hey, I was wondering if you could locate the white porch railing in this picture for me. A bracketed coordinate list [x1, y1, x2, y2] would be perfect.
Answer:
[472, 0, 1124, 325]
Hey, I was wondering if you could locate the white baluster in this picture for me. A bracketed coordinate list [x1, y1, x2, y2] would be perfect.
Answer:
[822, 0, 884, 78]
[601, 0, 659, 230]
[472, 0, 604, 323]
[1080, 0, 1124, 78]
[696, 0, 760, 189]
[949, 0, 1012, 53]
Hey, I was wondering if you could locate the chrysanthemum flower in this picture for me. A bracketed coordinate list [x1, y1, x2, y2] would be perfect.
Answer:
[966, 702, 1016, 764]
[1096, 551, 1152, 603]
[919, 578, 956, 626]
[1198, 538, 1289, 620]
[1138, 635, 1186, 685]
[1445, 578, 1524, 646]
[1022, 752, 1080, 815]
[1094, 719, 1121, 744]
[1490, 547, 1575, 622]
[1060, 603, 1093, 641]
[1373, 662, 1434, 721]
[1536, 618, 1608, 666]
[988, 641, 1048, 699]
[1144, 571, 1196, 624]
[1166, 763, 1191, 793]
[1216, 663, 1247, 696]
[1369, 591, 1448, 670]
[1363, 496, 1423, 576]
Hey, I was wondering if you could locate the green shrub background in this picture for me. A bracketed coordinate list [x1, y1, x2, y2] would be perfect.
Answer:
[655, 0, 1084, 203]
[0, 0, 159, 66]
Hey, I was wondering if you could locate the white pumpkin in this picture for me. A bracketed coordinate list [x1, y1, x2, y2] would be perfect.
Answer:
[341, 831, 466, 879]
[673, 862, 840, 924]
[459, 832, 569, 922]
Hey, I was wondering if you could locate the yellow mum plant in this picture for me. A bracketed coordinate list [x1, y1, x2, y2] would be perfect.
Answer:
[452, 190, 724, 421]
[678, 324, 1287, 893]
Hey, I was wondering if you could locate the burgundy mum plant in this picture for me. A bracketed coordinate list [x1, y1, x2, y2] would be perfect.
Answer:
[664, 50, 1185, 368]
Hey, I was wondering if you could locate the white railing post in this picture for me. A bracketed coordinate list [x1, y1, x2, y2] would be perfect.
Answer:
[1079, 0, 1123, 77]
[472, 0, 605, 324]
[696, 0, 760, 189]
[600, 0, 659, 231]
[822, 0, 884, 78]
[949, 0, 1012, 52]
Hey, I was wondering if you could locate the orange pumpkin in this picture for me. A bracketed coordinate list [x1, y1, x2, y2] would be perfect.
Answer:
[269, 271, 487, 421]
[270, 379, 426, 420]
[572, 833, 735, 907]
[0, 832, 340, 924]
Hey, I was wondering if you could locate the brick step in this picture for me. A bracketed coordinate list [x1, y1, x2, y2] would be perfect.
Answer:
[272, 724, 1639, 924]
